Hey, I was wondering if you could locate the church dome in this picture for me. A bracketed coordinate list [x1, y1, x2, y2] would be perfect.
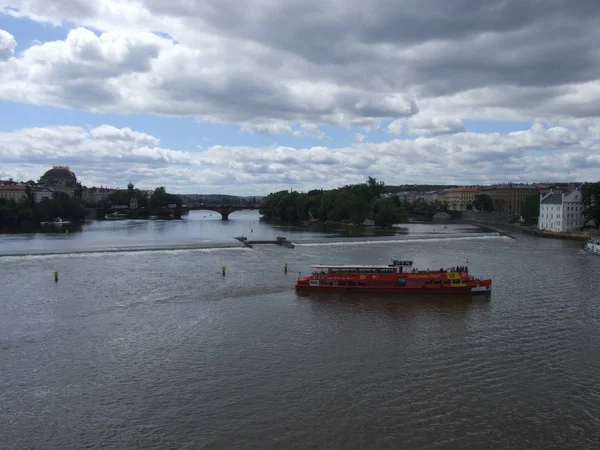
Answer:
[42, 166, 77, 181]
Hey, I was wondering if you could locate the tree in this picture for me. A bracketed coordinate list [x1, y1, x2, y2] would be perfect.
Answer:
[520, 194, 540, 225]
[581, 182, 600, 228]
[149, 186, 182, 207]
[367, 176, 385, 198]
[0, 192, 86, 231]
[412, 197, 429, 209]
[24, 184, 36, 209]
[371, 197, 408, 227]
[259, 178, 409, 226]
[472, 194, 494, 212]
[104, 187, 149, 208]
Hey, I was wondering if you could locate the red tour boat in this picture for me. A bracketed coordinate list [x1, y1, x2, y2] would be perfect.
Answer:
[295, 259, 492, 295]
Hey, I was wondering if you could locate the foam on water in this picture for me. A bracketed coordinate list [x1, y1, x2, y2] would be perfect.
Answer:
[296, 234, 511, 247]
[0, 245, 252, 261]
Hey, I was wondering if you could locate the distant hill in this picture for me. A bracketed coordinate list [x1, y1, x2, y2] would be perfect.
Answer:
[179, 194, 264, 203]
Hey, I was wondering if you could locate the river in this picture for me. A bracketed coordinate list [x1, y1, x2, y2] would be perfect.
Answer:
[1, 211, 599, 449]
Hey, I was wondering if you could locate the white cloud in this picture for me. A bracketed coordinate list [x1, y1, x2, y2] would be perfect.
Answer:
[1, 123, 599, 195]
[0, 29, 16, 60]
[2, 0, 600, 133]
[1, 0, 600, 187]
[388, 115, 465, 136]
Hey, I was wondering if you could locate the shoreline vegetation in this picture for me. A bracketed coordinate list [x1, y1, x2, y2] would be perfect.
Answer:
[0, 184, 183, 233]
[259, 177, 409, 228]
[0, 188, 86, 233]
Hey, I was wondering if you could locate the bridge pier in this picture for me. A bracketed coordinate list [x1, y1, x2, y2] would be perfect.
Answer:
[220, 211, 230, 220]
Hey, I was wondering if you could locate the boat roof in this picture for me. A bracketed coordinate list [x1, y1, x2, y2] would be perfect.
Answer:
[311, 264, 403, 269]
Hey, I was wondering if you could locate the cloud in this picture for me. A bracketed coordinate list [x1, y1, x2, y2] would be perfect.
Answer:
[1, 123, 599, 195]
[1, 1, 600, 189]
[3, 0, 600, 132]
[241, 122, 327, 139]
[0, 29, 16, 60]
[388, 115, 466, 136]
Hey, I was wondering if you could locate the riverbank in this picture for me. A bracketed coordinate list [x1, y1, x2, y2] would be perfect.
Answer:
[456, 220, 516, 239]
[458, 217, 592, 241]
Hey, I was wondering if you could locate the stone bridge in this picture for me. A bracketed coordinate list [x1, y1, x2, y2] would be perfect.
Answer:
[406, 208, 463, 221]
[186, 203, 263, 220]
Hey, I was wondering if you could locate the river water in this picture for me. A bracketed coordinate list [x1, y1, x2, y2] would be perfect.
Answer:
[1, 211, 599, 449]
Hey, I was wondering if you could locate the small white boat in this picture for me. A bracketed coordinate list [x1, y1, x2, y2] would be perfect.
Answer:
[41, 217, 71, 226]
[105, 212, 128, 220]
[584, 236, 600, 255]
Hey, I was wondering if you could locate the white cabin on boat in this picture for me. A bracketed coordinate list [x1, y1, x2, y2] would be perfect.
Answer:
[585, 236, 600, 255]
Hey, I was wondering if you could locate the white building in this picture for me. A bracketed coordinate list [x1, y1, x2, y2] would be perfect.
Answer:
[81, 186, 118, 205]
[0, 185, 54, 203]
[538, 189, 586, 232]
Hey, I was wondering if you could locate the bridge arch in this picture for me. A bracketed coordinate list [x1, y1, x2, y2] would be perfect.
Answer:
[186, 203, 263, 220]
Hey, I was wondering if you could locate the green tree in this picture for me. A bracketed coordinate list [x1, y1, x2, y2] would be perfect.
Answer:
[150, 186, 182, 207]
[0, 192, 86, 231]
[412, 197, 429, 209]
[473, 194, 494, 212]
[371, 197, 408, 227]
[367, 176, 385, 198]
[520, 194, 540, 225]
[581, 182, 600, 228]
[24, 184, 36, 209]
[259, 178, 408, 226]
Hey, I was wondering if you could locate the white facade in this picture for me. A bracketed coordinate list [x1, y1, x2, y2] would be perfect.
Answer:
[538, 189, 586, 232]
[82, 187, 118, 204]
[0, 185, 54, 203]
[35, 188, 54, 202]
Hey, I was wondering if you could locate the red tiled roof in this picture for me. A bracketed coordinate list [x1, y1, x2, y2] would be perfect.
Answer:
[0, 185, 50, 191]
[449, 187, 480, 192]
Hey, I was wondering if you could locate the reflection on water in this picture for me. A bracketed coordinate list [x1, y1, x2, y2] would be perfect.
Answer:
[0, 210, 491, 256]
[296, 289, 492, 316]
[1, 217, 600, 449]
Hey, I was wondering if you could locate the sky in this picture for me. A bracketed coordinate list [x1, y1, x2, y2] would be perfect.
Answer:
[1, 0, 600, 195]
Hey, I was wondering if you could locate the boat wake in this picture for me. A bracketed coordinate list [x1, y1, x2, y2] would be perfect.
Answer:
[0, 244, 252, 260]
[296, 234, 511, 247]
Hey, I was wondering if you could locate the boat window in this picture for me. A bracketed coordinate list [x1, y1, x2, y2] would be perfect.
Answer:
[397, 276, 406, 286]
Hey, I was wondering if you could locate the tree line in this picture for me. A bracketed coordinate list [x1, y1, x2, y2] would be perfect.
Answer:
[0, 186, 86, 231]
[259, 177, 409, 227]
[98, 185, 182, 208]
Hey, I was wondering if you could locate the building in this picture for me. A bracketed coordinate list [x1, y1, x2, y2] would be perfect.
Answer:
[538, 189, 586, 232]
[81, 186, 119, 205]
[0, 184, 54, 203]
[436, 187, 480, 211]
[482, 184, 539, 215]
[0, 184, 28, 202]
[40, 166, 81, 198]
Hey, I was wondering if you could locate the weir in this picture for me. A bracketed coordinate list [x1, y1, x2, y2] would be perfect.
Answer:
[234, 236, 295, 249]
